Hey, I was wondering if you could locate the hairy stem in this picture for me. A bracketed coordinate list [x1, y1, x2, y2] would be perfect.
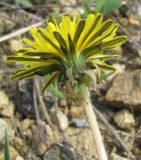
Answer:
[83, 88, 108, 160]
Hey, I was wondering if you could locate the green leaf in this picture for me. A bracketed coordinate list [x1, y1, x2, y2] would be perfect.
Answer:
[48, 84, 65, 99]
[96, 0, 122, 15]
[4, 130, 10, 160]
[49, 11, 60, 18]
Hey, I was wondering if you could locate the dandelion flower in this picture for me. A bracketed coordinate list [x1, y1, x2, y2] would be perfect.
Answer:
[8, 13, 127, 92]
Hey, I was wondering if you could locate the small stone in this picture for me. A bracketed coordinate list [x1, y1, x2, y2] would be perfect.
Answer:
[50, 108, 69, 131]
[119, 18, 129, 26]
[110, 153, 128, 160]
[10, 147, 19, 160]
[105, 70, 141, 110]
[31, 125, 51, 156]
[21, 118, 35, 131]
[37, 142, 47, 155]
[128, 14, 140, 26]
[1, 102, 14, 118]
[15, 156, 24, 160]
[64, 127, 96, 159]
[10, 39, 24, 51]
[0, 90, 9, 108]
[0, 147, 19, 160]
[113, 109, 135, 129]
[13, 137, 28, 156]
[70, 118, 89, 128]
[0, 119, 14, 144]
[58, 99, 67, 108]
[45, 125, 53, 137]
[69, 105, 85, 118]
[113, 47, 123, 55]
[0, 153, 3, 160]
[25, 129, 32, 138]
[31, 124, 36, 131]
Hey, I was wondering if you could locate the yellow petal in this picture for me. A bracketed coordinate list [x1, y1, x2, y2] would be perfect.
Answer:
[102, 36, 127, 49]
[77, 13, 103, 51]
[80, 19, 115, 52]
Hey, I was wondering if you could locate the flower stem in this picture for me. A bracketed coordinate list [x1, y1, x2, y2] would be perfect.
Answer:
[83, 88, 108, 160]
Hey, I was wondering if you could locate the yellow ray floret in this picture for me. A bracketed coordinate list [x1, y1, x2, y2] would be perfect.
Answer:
[8, 13, 127, 92]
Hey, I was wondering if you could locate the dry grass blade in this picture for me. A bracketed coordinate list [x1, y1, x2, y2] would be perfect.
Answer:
[34, 78, 54, 130]
[0, 21, 43, 43]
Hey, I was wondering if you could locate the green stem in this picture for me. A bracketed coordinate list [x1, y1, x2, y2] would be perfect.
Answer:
[82, 87, 108, 160]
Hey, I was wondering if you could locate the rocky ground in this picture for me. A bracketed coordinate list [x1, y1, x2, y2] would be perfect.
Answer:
[0, 0, 141, 160]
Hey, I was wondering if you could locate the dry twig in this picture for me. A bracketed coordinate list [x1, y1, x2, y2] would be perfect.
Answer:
[33, 79, 41, 126]
[34, 78, 54, 130]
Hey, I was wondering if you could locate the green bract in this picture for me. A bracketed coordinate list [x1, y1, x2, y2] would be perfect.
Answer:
[8, 13, 127, 92]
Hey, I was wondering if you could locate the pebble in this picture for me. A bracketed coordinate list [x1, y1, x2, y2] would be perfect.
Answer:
[0, 102, 14, 118]
[9, 39, 23, 51]
[70, 118, 89, 128]
[105, 70, 141, 110]
[45, 125, 53, 137]
[15, 155, 24, 160]
[10, 147, 19, 160]
[58, 99, 67, 108]
[0, 90, 9, 108]
[0, 153, 3, 160]
[110, 153, 128, 160]
[0, 91, 15, 118]
[128, 14, 140, 26]
[21, 118, 35, 131]
[119, 18, 129, 26]
[31, 125, 50, 156]
[0, 119, 14, 144]
[113, 109, 135, 129]
[69, 105, 85, 118]
[50, 108, 69, 131]
[13, 137, 28, 156]
[37, 142, 47, 155]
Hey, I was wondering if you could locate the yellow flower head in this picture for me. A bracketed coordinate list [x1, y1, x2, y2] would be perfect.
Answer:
[8, 13, 127, 92]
